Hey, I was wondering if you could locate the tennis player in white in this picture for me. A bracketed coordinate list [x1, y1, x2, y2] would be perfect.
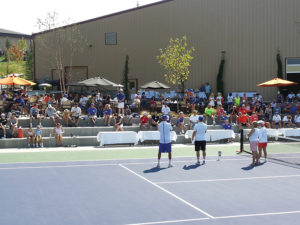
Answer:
[157, 115, 173, 168]
[192, 116, 207, 165]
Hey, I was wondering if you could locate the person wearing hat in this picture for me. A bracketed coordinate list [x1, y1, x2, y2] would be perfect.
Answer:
[189, 110, 199, 130]
[45, 104, 61, 126]
[247, 121, 259, 166]
[157, 114, 173, 168]
[60, 94, 69, 104]
[192, 115, 207, 165]
[271, 112, 282, 128]
[117, 89, 125, 115]
[139, 112, 150, 131]
[88, 103, 97, 127]
[176, 112, 185, 134]
[258, 120, 268, 162]
[0, 113, 7, 138]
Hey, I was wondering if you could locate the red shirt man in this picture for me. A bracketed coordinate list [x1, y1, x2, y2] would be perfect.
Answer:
[239, 105, 247, 115]
[140, 113, 150, 131]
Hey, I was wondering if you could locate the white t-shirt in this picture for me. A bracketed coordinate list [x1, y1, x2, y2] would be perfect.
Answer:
[258, 127, 268, 143]
[71, 107, 81, 117]
[294, 115, 300, 123]
[288, 93, 295, 99]
[249, 128, 259, 142]
[158, 121, 172, 144]
[61, 97, 68, 104]
[272, 115, 281, 123]
[282, 116, 291, 122]
[227, 96, 234, 103]
[79, 97, 89, 106]
[216, 96, 223, 105]
[193, 122, 207, 141]
[189, 115, 199, 123]
[161, 106, 171, 115]
[209, 97, 215, 107]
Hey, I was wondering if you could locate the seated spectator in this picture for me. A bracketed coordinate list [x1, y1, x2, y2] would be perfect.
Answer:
[123, 105, 133, 125]
[26, 127, 35, 148]
[1, 90, 7, 100]
[15, 94, 26, 115]
[208, 93, 215, 107]
[241, 93, 247, 105]
[216, 105, 224, 118]
[220, 111, 229, 124]
[161, 102, 171, 118]
[258, 109, 266, 121]
[151, 111, 160, 130]
[45, 104, 61, 126]
[114, 113, 124, 131]
[229, 105, 238, 123]
[0, 113, 7, 138]
[249, 111, 258, 125]
[282, 114, 293, 128]
[150, 96, 156, 112]
[63, 109, 70, 127]
[288, 102, 298, 118]
[216, 92, 224, 106]
[88, 103, 97, 127]
[238, 104, 247, 115]
[177, 112, 185, 134]
[9, 113, 18, 137]
[79, 94, 89, 110]
[295, 111, 300, 127]
[237, 112, 249, 130]
[53, 123, 64, 147]
[204, 104, 214, 119]
[264, 104, 273, 121]
[189, 110, 199, 130]
[272, 112, 282, 128]
[70, 103, 81, 127]
[103, 104, 112, 126]
[140, 112, 150, 131]
[253, 103, 261, 113]
[30, 104, 42, 128]
[287, 92, 295, 103]
[35, 125, 43, 148]
[273, 103, 282, 115]
[222, 119, 232, 130]
[60, 94, 69, 105]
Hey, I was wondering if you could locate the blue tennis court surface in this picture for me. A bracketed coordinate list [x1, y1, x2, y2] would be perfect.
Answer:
[1, 155, 300, 225]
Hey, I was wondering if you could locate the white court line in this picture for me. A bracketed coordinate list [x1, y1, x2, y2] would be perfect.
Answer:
[119, 164, 215, 219]
[156, 174, 300, 184]
[125, 218, 209, 225]
[0, 163, 117, 170]
[125, 210, 300, 225]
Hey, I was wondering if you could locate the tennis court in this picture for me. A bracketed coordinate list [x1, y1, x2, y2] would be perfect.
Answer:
[1, 142, 300, 225]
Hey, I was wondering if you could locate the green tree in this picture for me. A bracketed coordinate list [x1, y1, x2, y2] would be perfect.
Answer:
[18, 38, 27, 53]
[122, 55, 130, 102]
[276, 49, 283, 79]
[25, 41, 34, 80]
[216, 51, 226, 95]
[157, 36, 195, 92]
[5, 38, 12, 74]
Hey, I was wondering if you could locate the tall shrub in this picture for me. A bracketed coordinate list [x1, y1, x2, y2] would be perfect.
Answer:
[216, 51, 226, 95]
[122, 55, 130, 102]
[276, 50, 283, 79]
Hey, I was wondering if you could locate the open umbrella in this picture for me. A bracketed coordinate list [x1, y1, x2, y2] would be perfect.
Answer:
[38, 83, 52, 88]
[140, 80, 170, 89]
[0, 75, 36, 86]
[78, 76, 119, 87]
[7, 73, 24, 77]
[257, 78, 297, 87]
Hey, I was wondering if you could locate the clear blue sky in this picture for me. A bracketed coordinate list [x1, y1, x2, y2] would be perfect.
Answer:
[1, 0, 159, 34]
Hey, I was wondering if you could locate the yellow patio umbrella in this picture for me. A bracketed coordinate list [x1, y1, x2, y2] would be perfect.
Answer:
[0, 75, 36, 86]
[257, 77, 297, 87]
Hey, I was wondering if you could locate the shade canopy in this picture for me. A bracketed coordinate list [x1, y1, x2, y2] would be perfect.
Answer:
[38, 83, 52, 88]
[0, 75, 36, 86]
[257, 78, 298, 87]
[140, 80, 170, 89]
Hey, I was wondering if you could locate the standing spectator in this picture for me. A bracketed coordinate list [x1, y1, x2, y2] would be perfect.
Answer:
[0, 113, 7, 138]
[70, 103, 81, 127]
[189, 110, 199, 130]
[177, 112, 185, 134]
[241, 93, 247, 105]
[282, 114, 293, 128]
[227, 93, 234, 111]
[45, 104, 61, 126]
[150, 96, 156, 112]
[151, 111, 160, 130]
[79, 94, 89, 111]
[216, 92, 224, 106]
[114, 114, 124, 131]
[140, 112, 150, 131]
[134, 91, 141, 111]
[234, 93, 241, 107]
[53, 123, 64, 147]
[117, 89, 125, 115]
[272, 112, 282, 128]
[140, 92, 147, 110]
[88, 103, 97, 127]
[204, 82, 211, 97]
[34, 125, 43, 148]
[103, 104, 112, 126]
[26, 127, 35, 147]
[123, 105, 133, 125]
[229, 105, 238, 124]
[9, 113, 18, 137]
[30, 104, 42, 128]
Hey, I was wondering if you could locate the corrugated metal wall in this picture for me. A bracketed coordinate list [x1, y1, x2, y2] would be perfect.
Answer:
[34, 0, 300, 100]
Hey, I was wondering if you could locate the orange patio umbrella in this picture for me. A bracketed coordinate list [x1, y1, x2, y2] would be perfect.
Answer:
[0, 75, 36, 86]
[257, 77, 297, 87]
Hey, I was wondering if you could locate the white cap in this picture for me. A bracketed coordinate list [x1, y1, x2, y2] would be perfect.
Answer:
[257, 120, 264, 125]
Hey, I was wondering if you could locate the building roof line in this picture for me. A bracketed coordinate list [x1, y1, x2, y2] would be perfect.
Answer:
[32, 0, 174, 37]
[0, 33, 32, 39]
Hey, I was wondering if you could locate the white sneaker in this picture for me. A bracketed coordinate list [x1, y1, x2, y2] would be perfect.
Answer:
[181, 131, 185, 134]
[196, 161, 200, 165]
[202, 160, 206, 165]
[157, 163, 160, 168]
[168, 164, 173, 168]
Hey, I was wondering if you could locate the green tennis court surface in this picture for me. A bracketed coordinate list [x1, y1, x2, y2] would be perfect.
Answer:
[0, 142, 299, 164]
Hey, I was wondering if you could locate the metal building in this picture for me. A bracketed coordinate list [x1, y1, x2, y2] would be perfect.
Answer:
[33, 0, 300, 100]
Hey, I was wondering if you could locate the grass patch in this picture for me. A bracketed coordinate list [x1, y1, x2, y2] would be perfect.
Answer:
[0, 60, 26, 77]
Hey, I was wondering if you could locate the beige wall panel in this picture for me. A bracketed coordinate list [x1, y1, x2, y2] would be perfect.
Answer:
[34, 0, 300, 100]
